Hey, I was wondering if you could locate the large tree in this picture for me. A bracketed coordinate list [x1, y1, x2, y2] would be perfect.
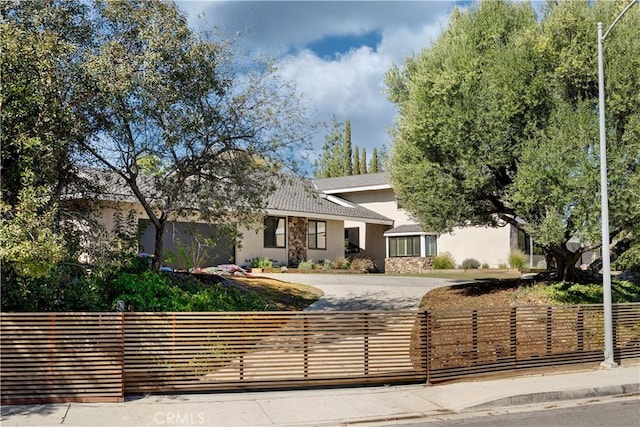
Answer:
[75, 1, 311, 270]
[360, 148, 367, 175]
[1, 0, 97, 276]
[343, 119, 353, 175]
[313, 117, 345, 178]
[385, 0, 640, 281]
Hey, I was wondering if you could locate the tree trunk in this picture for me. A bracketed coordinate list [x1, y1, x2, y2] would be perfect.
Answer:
[552, 247, 583, 282]
[151, 218, 167, 271]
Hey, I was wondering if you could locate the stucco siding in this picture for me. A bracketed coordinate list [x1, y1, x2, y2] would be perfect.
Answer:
[236, 218, 344, 267]
[308, 219, 344, 262]
[339, 189, 414, 225]
[437, 226, 513, 268]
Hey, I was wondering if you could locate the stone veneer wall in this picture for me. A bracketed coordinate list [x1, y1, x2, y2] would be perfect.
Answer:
[287, 216, 307, 266]
[385, 257, 435, 274]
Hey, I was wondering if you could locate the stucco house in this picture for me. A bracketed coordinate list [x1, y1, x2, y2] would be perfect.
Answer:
[313, 172, 539, 272]
[83, 170, 538, 273]
[82, 171, 393, 270]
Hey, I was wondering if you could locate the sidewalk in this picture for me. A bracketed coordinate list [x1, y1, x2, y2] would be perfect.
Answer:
[2, 365, 638, 427]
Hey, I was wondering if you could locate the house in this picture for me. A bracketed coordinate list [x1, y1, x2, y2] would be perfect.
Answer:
[79, 171, 393, 270]
[81, 170, 540, 273]
[313, 172, 542, 272]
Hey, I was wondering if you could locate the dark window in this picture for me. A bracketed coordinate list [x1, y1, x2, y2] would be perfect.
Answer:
[425, 235, 437, 256]
[264, 216, 286, 248]
[389, 236, 421, 257]
[308, 220, 326, 250]
[518, 230, 544, 255]
[345, 227, 360, 253]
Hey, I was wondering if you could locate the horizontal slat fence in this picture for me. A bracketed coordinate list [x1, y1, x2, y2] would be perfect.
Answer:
[124, 311, 427, 393]
[0, 313, 124, 404]
[426, 303, 640, 382]
[2, 303, 638, 403]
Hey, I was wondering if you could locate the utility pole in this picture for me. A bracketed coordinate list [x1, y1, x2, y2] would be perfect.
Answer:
[597, 0, 637, 369]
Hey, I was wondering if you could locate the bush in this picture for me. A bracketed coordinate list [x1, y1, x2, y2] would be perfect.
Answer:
[508, 250, 526, 270]
[250, 257, 273, 269]
[321, 259, 333, 270]
[298, 259, 315, 270]
[481, 262, 490, 269]
[461, 258, 480, 269]
[350, 257, 375, 272]
[432, 252, 455, 269]
[1, 261, 109, 312]
[613, 245, 640, 272]
[331, 257, 350, 269]
[498, 263, 508, 269]
[110, 271, 269, 311]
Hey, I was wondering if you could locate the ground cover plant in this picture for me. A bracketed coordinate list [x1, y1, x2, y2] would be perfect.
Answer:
[1, 258, 323, 312]
[420, 275, 640, 311]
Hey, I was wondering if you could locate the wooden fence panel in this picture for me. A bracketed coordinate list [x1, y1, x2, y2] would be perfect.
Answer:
[426, 303, 640, 382]
[124, 311, 427, 393]
[0, 313, 124, 404]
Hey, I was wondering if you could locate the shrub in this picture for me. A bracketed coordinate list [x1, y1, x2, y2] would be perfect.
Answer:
[1, 261, 109, 312]
[498, 263, 508, 269]
[461, 258, 480, 269]
[298, 259, 315, 270]
[350, 257, 375, 272]
[110, 271, 269, 311]
[432, 252, 455, 269]
[481, 262, 490, 269]
[250, 257, 273, 269]
[508, 250, 526, 270]
[321, 259, 333, 270]
[331, 257, 350, 269]
[613, 245, 640, 272]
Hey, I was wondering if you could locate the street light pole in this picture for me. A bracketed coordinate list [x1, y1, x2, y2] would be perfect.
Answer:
[597, 0, 637, 369]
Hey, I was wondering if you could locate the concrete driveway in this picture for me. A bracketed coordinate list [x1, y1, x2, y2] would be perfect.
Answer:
[259, 273, 457, 311]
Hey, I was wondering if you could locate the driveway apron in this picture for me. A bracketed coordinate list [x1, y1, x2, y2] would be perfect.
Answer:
[259, 273, 456, 311]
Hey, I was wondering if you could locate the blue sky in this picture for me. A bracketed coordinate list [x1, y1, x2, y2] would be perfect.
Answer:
[176, 1, 469, 171]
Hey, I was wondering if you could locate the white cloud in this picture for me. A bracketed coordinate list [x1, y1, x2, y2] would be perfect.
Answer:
[177, 1, 457, 172]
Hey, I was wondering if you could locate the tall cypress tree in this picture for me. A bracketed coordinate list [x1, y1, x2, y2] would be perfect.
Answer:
[353, 146, 360, 175]
[370, 147, 379, 173]
[360, 147, 367, 174]
[343, 119, 352, 175]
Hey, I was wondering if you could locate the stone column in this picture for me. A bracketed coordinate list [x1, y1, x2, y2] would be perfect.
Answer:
[288, 216, 307, 266]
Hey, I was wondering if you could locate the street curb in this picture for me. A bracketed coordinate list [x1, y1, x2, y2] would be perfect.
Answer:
[467, 383, 640, 409]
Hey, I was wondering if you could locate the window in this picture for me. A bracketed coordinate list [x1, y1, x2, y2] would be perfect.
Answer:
[518, 229, 544, 255]
[308, 220, 326, 250]
[389, 236, 421, 257]
[345, 227, 360, 253]
[264, 216, 285, 248]
[425, 235, 437, 256]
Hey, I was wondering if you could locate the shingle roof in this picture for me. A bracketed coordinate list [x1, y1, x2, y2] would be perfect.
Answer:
[71, 169, 392, 224]
[383, 224, 427, 235]
[313, 172, 390, 193]
[267, 176, 393, 224]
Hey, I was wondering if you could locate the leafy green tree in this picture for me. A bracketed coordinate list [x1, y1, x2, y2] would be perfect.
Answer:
[385, 0, 640, 281]
[1, 0, 92, 209]
[343, 119, 353, 175]
[353, 146, 361, 175]
[1, 0, 100, 277]
[79, 1, 311, 270]
[360, 148, 367, 174]
[313, 117, 345, 178]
